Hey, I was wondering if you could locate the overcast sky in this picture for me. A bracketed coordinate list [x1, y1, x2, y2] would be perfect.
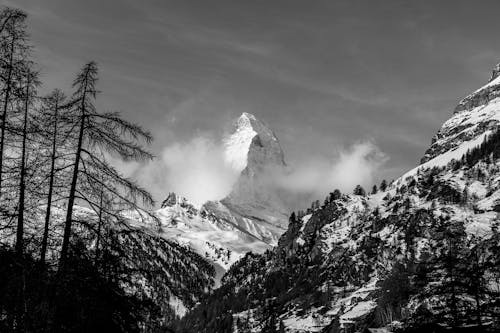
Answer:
[6, 0, 500, 200]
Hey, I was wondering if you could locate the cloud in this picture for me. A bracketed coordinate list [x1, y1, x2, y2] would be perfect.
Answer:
[276, 141, 388, 198]
[120, 137, 387, 210]
[330, 141, 388, 191]
[135, 135, 240, 207]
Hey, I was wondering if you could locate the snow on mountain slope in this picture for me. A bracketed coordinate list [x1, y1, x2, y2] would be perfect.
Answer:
[264, 62, 500, 332]
[157, 194, 271, 267]
[223, 112, 258, 173]
[422, 63, 500, 163]
[400, 129, 491, 180]
[146, 112, 289, 263]
[127, 192, 272, 285]
[219, 112, 289, 242]
[397, 62, 500, 182]
[21, 204, 217, 322]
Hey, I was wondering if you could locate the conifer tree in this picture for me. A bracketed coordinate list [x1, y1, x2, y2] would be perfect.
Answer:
[380, 179, 388, 191]
[59, 62, 154, 269]
[329, 189, 341, 201]
[353, 184, 366, 196]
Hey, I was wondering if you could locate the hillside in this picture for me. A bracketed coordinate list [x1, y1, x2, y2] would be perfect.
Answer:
[129, 113, 294, 287]
[172, 63, 500, 333]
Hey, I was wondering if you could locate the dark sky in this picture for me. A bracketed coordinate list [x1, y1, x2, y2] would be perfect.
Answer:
[6, 0, 500, 186]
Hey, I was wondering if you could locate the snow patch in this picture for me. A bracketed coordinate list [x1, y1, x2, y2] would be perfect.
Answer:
[223, 113, 257, 172]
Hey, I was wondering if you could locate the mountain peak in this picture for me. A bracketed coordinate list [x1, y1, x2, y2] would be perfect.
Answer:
[222, 112, 288, 234]
[235, 112, 278, 143]
[237, 112, 257, 125]
[224, 112, 283, 173]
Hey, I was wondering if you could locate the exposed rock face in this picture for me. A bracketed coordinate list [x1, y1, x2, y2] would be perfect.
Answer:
[223, 112, 286, 206]
[223, 112, 285, 173]
[421, 62, 500, 163]
[215, 112, 290, 244]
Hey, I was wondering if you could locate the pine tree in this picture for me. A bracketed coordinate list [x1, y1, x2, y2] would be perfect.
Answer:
[415, 221, 471, 329]
[371, 184, 378, 194]
[329, 189, 341, 202]
[380, 179, 388, 191]
[464, 240, 489, 328]
[353, 185, 366, 196]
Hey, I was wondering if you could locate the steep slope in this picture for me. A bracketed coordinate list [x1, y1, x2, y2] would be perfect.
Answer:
[9, 204, 217, 327]
[210, 112, 290, 245]
[421, 64, 500, 164]
[174, 63, 500, 333]
[132, 113, 290, 287]
[150, 193, 270, 281]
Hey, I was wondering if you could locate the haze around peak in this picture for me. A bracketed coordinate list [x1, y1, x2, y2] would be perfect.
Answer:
[124, 113, 388, 208]
[11, 0, 500, 208]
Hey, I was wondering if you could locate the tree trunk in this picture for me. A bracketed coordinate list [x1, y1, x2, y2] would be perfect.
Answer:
[40, 98, 59, 264]
[59, 85, 87, 269]
[15, 73, 30, 254]
[94, 186, 104, 266]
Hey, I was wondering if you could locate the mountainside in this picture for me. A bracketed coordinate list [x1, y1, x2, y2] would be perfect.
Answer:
[173, 63, 500, 333]
[1, 203, 217, 327]
[421, 64, 500, 164]
[131, 113, 291, 287]
[217, 112, 290, 244]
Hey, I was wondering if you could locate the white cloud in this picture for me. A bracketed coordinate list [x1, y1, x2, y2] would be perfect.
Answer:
[330, 141, 388, 192]
[134, 135, 240, 207]
[276, 141, 388, 198]
[118, 138, 387, 210]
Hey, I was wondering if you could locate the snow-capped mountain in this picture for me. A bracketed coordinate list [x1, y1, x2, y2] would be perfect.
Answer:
[175, 63, 500, 332]
[216, 112, 290, 244]
[223, 112, 286, 177]
[130, 113, 290, 287]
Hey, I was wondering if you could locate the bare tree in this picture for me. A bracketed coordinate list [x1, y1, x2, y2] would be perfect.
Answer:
[0, 8, 28, 196]
[59, 61, 154, 269]
[15, 65, 39, 254]
[40, 89, 67, 264]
